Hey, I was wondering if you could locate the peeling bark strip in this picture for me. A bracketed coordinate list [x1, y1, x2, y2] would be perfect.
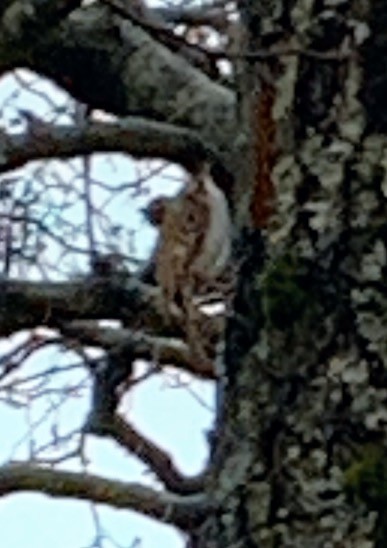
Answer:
[250, 80, 277, 228]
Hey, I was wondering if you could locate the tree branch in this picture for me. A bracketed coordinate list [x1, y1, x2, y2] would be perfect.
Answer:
[90, 415, 208, 495]
[62, 320, 217, 380]
[0, 463, 211, 530]
[0, 118, 215, 176]
[1, 4, 236, 169]
[0, 276, 183, 339]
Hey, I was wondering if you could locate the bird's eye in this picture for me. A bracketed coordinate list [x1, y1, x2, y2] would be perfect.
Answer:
[185, 211, 199, 228]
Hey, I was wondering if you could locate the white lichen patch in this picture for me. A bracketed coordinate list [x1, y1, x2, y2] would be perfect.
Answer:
[286, 445, 301, 462]
[365, 407, 387, 430]
[341, 360, 368, 385]
[273, 51, 298, 123]
[218, 451, 253, 495]
[291, 0, 315, 35]
[348, 19, 371, 46]
[354, 137, 385, 190]
[270, 156, 301, 246]
[378, 142, 387, 198]
[360, 240, 387, 281]
[247, 481, 272, 525]
[355, 309, 387, 356]
[2, 1, 35, 37]
[350, 190, 380, 229]
[338, 60, 365, 143]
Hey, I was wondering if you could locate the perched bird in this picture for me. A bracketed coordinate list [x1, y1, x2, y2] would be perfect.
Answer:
[142, 166, 232, 369]
[142, 166, 231, 310]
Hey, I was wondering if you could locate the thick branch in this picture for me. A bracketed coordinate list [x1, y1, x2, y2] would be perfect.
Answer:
[91, 415, 208, 495]
[0, 118, 215, 176]
[0, 276, 183, 339]
[0, 464, 210, 530]
[1, 4, 236, 171]
[63, 320, 216, 379]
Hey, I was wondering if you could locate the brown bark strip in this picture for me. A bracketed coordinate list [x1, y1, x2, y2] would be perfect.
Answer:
[250, 80, 277, 228]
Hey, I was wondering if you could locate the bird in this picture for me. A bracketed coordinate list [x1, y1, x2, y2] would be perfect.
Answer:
[143, 165, 231, 311]
[142, 166, 232, 368]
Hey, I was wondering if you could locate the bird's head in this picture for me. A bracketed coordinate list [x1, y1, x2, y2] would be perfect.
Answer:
[141, 197, 169, 226]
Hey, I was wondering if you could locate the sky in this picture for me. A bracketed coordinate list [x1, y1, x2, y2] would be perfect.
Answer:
[0, 63, 216, 548]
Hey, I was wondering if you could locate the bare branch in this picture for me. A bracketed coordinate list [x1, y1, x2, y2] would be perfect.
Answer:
[7, 5, 236, 165]
[0, 276, 181, 339]
[0, 463, 211, 530]
[0, 118, 213, 176]
[90, 415, 208, 495]
[63, 321, 217, 380]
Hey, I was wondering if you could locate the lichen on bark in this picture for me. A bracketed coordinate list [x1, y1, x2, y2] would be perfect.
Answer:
[200, 1, 387, 546]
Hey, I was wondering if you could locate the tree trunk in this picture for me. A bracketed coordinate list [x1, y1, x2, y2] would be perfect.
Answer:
[195, 1, 387, 546]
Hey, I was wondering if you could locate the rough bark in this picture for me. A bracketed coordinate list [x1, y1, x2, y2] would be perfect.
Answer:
[196, 1, 387, 547]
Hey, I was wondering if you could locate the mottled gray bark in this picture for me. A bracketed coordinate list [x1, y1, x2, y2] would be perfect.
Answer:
[196, 1, 387, 546]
